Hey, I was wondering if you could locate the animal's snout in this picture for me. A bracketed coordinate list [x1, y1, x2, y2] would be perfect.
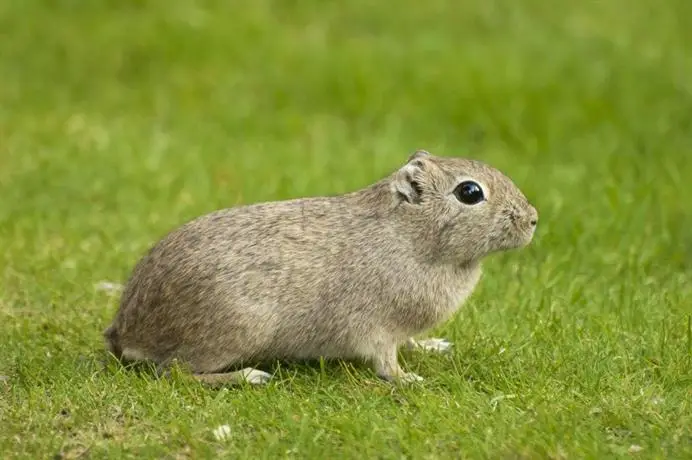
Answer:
[510, 204, 538, 228]
[528, 205, 538, 227]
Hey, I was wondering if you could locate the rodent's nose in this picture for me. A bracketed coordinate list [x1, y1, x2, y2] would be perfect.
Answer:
[528, 206, 538, 227]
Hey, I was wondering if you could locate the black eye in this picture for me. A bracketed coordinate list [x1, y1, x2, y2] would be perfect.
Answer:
[454, 181, 485, 205]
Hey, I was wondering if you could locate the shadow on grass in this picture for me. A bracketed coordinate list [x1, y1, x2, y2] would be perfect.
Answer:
[97, 347, 448, 390]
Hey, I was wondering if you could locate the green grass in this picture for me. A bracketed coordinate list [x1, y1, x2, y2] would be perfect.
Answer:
[1, 0, 691, 458]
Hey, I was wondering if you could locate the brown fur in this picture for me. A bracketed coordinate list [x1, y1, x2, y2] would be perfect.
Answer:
[104, 150, 538, 384]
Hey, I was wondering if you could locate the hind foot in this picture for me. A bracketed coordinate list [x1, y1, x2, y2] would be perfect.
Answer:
[406, 337, 453, 353]
[194, 368, 272, 386]
[399, 371, 424, 383]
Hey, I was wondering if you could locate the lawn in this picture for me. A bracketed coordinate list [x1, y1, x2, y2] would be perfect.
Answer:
[1, 0, 691, 458]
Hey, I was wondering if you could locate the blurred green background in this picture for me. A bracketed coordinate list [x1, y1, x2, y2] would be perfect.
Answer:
[1, 0, 690, 458]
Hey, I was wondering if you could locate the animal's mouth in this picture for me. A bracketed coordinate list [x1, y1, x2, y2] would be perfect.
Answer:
[502, 223, 537, 251]
[507, 208, 538, 249]
[521, 229, 536, 247]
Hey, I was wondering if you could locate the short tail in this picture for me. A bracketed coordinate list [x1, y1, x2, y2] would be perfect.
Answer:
[103, 324, 123, 359]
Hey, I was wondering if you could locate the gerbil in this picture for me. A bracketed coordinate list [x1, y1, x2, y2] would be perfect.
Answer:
[104, 150, 538, 385]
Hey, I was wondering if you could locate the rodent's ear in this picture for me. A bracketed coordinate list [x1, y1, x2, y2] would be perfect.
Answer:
[392, 161, 425, 204]
[407, 150, 430, 162]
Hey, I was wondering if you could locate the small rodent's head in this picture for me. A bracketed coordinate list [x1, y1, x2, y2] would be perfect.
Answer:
[390, 150, 538, 263]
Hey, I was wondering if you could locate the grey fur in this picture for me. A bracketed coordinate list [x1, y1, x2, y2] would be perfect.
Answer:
[104, 151, 538, 385]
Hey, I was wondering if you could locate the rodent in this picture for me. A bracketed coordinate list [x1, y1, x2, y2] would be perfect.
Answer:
[103, 150, 538, 385]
